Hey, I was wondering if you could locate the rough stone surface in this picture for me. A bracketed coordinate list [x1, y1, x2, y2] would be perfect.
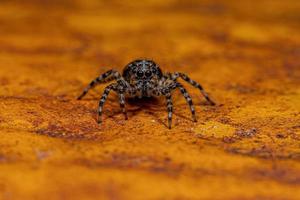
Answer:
[0, 0, 300, 199]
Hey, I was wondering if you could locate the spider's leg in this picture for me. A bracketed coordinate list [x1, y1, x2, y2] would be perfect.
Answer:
[118, 83, 139, 119]
[175, 82, 197, 122]
[165, 93, 173, 129]
[97, 83, 117, 124]
[78, 70, 121, 100]
[126, 84, 138, 98]
[170, 72, 215, 105]
[156, 80, 197, 125]
[153, 81, 174, 129]
[118, 92, 128, 120]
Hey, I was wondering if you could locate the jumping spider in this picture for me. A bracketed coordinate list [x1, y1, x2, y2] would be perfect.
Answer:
[77, 59, 215, 129]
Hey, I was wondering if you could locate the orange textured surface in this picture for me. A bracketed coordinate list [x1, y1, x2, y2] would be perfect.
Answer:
[0, 0, 300, 199]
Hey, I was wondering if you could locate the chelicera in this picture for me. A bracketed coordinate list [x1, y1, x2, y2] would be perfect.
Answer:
[77, 59, 215, 129]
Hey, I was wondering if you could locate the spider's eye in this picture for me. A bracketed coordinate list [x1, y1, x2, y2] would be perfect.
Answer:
[137, 71, 144, 77]
[145, 70, 152, 77]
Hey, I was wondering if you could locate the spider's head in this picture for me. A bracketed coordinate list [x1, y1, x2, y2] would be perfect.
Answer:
[123, 59, 163, 82]
[132, 59, 162, 80]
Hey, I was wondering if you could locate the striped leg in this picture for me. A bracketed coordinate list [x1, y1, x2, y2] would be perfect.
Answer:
[78, 70, 121, 100]
[165, 93, 173, 129]
[97, 83, 117, 124]
[171, 72, 215, 105]
[155, 81, 197, 126]
[118, 93, 128, 120]
[176, 83, 197, 122]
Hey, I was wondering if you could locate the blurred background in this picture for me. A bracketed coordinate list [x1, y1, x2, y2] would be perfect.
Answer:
[0, 0, 300, 200]
[1, 0, 299, 97]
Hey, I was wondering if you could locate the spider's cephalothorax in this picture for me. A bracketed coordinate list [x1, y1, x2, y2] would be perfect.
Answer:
[77, 59, 215, 129]
[122, 59, 163, 97]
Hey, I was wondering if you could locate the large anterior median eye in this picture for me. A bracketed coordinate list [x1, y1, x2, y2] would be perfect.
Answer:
[145, 70, 152, 77]
[137, 71, 144, 77]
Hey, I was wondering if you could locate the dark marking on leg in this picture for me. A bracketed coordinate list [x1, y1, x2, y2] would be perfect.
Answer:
[176, 83, 197, 122]
[97, 84, 116, 124]
[118, 93, 128, 120]
[165, 93, 173, 129]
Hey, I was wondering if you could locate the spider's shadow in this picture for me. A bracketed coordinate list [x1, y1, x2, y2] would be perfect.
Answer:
[105, 98, 171, 128]
[76, 88, 213, 128]
[105, 95, 211, 129]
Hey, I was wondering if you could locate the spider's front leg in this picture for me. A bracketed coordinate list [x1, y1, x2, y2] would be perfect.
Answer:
[97, 81, 130, 124]
[167, 72, 216, 105]
[78, 70, 122, 100]
[97, 83, 117, 124]
[118, 93, 128, 120]
[150, 83, 174, 129]
[155, 81, 197, 129]
[165, 93, 173, 129]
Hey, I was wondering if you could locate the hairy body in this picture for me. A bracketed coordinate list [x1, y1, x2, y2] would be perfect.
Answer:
[77, 59, 215, 129]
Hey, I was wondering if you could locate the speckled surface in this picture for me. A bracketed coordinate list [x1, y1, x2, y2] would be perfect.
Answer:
[0, 0, 300, 199]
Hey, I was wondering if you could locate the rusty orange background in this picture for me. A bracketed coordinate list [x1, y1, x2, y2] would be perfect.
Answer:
[0, 0, 300, 199]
